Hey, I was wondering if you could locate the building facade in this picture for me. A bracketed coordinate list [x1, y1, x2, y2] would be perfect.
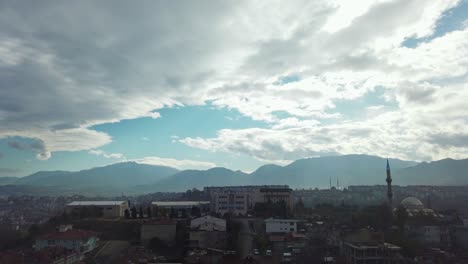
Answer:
[254, 186, 294, 209]
[265, 218, 300, 233]
[189, 215, 227, 249]
[151, 201, 210, 217]
[66, 201, 129, 218]
[141, 219, 177, 246]
[343, 242, 403, 264]
[35, 225, 98, 254]
[213, 191, 249, 215]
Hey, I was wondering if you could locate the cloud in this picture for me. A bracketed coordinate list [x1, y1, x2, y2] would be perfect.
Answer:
[89, 149, 124, 159]
[130, 156, 217, 170]
[0, 0, 467, 163]
[7, 138, 50, 160]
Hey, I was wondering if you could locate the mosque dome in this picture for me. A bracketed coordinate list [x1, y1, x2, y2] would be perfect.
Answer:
[401, 197, 424, 209]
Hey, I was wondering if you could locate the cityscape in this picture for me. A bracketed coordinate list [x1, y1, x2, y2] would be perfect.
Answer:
[1, 160, 468, 263]
[1, 0, 468, 263]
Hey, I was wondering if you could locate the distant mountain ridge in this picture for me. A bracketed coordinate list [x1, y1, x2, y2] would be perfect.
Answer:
[14, 162, 179, 193]
[1, 155, 468, 195]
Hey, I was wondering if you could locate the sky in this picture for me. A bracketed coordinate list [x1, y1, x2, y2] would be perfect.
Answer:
[0, 0, 467, 177]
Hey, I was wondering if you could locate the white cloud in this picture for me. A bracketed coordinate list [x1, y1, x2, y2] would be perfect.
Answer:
[89, 149, 124, 159]
[131, 156, 217, 170]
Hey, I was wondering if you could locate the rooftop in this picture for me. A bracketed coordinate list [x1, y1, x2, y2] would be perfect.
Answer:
[67, 201, 126, 206]
[151, 201, 210, 206]
[143, 218, 177, 225]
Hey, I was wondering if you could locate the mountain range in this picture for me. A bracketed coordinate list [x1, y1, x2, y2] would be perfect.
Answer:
[1, 154, 467, 195]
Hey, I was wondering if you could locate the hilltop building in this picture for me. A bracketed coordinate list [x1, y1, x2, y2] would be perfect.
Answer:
[66, 201, 128, 218]
[151, 201, 210, 217]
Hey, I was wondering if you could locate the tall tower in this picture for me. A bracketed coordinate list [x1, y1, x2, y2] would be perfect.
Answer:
[386, 159, 393, 209]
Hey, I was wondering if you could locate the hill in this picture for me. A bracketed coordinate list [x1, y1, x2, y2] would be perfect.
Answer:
[141, 167, 249, 192]
[394, 158, 468, 185]
[15, 162, 179, 192]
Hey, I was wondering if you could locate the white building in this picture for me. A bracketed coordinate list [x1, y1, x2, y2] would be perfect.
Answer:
[213, 191, 249, 216]
[35, 225, 98, 253]
[66, 201, 129, 218]
[265, 218, 301, 233]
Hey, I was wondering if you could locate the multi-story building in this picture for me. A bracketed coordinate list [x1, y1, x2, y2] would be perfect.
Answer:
[265, 218, 301, 233]
[213, 191, 249, 215]
[65, 201, 129, 218]
[206, 185, 293, 214]
[35, 225, 98, 254]
[151, 201, 210, 217]
[254, 186, 294, 209]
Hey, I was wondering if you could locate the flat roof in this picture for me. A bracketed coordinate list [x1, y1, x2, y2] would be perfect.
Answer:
[151, 201, 210, 206]
[67, 201, 126, 206]
[265, 218, 301, 222]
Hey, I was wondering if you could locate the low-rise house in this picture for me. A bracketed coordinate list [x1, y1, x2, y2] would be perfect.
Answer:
[66, 201, 129, 218]
[35, 225, 98, 254]
[141, 218, 177, 246]
[189, 216, 227, 249]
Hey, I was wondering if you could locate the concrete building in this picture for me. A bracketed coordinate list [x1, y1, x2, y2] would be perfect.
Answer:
[265, 218, 301, 233]
[254, 186, 294, 209]
[151, 201, 210, 217]
[141, 219, 177, 246]
[213, 190, 249, 215]
[66, 201, 128, 218]
[189, 216, 227, 249]
[206, 185, 293, 215]
[343, 242, 403, 264]
[35, 225, 98, 254]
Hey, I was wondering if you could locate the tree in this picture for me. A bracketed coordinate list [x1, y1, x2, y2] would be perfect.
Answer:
[124, 209, 130, 219]
[191, 206, 201, 218]
[147, 206, 152, 218]
[131, 206, 137, 219]
[27, 224, 40, 239]
[294, 198, 305, 216]
[139, 206, 144, 218]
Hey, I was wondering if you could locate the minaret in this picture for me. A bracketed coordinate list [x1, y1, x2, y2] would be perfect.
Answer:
[386, 159, 393, 209]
